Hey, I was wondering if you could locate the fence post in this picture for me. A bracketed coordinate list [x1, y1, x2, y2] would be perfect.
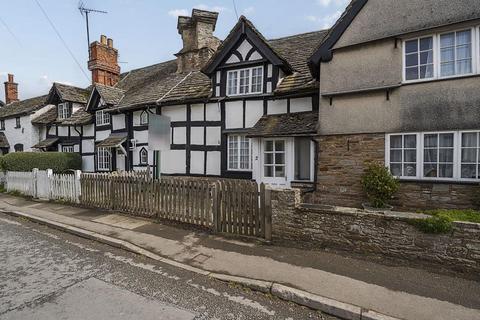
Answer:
[46, 169, 53, 200]
[212, 182, 220, 232]
[32, 168, 39, 198]
[109, 175, 115, 210]
[264, 187, 272, 242]
[74, 170, 81, 203]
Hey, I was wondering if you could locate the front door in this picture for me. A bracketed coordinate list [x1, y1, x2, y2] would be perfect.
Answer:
[262, 139, 289, 187]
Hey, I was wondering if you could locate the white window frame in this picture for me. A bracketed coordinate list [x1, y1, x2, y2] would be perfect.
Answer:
[227, 66, 264, 96]
[96, 109, 110, 126]
[403, 26, 479, 83]
[292, 137, 315, 182]
[139, 148, 148, 165]
[227, 134, 252, 171]
[58, 103, 71, 120]
[62, 145, 74, 153]
[97, 147, 112, 171]
[386, 130, 480, 182]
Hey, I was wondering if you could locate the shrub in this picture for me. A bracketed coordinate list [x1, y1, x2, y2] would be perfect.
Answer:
[424, 209, 480, 224]
[361, 162, 399, 208]
[2, 152, 81, 173]
[409, 216, 453, 234]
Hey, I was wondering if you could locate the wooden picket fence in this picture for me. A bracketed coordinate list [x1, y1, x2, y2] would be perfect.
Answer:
[6, 169, 81, 203]
[80, 173, 272, 240]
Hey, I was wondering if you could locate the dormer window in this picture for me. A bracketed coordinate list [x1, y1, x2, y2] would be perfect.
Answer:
[58, 103, 71, 119]
[96, 109, 110, 126]
[227, 66, 263, 96]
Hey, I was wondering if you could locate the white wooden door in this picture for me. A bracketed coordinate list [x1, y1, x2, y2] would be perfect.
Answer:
[261, 138, 289, 187]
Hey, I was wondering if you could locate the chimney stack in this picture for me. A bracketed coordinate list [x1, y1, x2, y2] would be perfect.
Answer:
[175, 9, 221, 73]
[4, 74, 19, 105]
[88, 35, 120, 87]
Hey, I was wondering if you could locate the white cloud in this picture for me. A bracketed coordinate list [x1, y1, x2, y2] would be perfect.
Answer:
[306, 10, 342, 29]
[168, 9, 189, 18]
[317, 0, 348, 7]
[243, 6, 255, 15]
[194, 4, 227, 12]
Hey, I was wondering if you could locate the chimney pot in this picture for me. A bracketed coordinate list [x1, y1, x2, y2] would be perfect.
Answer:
[107, 38, 113, 48]
[100, 35, 107, 45]
[8, 74, 14, 83]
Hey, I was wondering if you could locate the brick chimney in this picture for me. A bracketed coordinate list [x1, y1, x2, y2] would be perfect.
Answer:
[88, 35, 120, 86]
[4, 74, 19, 105]
[175, 9, 221, 73]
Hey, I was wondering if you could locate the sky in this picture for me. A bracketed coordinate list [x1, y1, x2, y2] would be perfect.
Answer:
[0, 0, 349, 102]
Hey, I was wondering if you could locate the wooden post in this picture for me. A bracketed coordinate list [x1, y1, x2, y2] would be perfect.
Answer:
[32, 168, 39, 198]
[212, 182, 220, 232]
[259, 183, 265, 237]
[264, 187, 272, 242]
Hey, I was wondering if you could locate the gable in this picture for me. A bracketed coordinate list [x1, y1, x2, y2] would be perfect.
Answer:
[224, 39, 264, 64]
[85, 88, 102, 112]
[202, 16, 292, 75]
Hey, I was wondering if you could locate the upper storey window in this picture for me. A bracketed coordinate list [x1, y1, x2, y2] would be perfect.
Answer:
[227, 66, 263, 96]
[403, 27, 477, 83]
[58, 103, 71, 119]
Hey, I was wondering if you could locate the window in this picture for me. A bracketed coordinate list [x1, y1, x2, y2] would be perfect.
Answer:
[227, 66, 263, 96]
[62, 145, 74, 153]
[440, 30, 472, 77]
[389, 134, 417, 177]
[405, 37, 434, 81]
[139, 148, 148, 165]
[294, 137, 312, 181]
[264, 140, 285, 178]
[14, 144, 23, 152]
[58, 103, 71, 119]
[228, 135, 251, 171]
[461, 132, 480, 179]
[0, 120, 4, 130]
[15, 117, 20, 128]
[140, 111, 149, 125]
[403, 27, 478, 82]
[387, 131, 480, 181]
[96, 110, 110, 126]
[97, 147, 111, 171]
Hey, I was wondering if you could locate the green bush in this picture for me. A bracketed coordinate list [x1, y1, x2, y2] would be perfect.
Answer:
[410, 216, 453, 234]
[361, 162, 399, 208]
[424, 209, 480, 224]
[2, 152, 81, 173]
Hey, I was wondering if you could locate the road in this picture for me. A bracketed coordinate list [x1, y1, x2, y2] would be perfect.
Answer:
[0, 213, 338, 320]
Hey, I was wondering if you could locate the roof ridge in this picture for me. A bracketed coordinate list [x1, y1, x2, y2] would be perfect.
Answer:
[119, 59, 177, 77]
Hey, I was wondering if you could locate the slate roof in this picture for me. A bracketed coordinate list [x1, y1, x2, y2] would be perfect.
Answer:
[51, 82, 90, 104]
[247, 111, 318, 137]
[31, 107, 57, 125]
[268, 30, 328, 94]
[94, 84, 125, 105]
[32, 137, 59, 149]
[0, 132, 10, 148]
[61, 107, 93, 125]
[0, 95, 47, 119]
[96, 133, 127, 148]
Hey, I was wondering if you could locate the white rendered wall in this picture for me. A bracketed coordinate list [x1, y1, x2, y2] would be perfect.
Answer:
[290, 97, 313, 113]
[112, 114, 126, 130]
[267, 99, 288, 115]
[225, 100, 243, 129]
[206, 103, 221, 121]
[206, 151, 221, 175]
[162, 105, 186, 122]
[245, 100, 264, 128]
[190, 127, 204, 145]
[161, 150, 186, 174]
[82, 155, 95, 172]
[190, 151, 204, 174]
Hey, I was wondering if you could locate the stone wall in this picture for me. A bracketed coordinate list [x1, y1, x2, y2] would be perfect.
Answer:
[272, 189, 480, 273]
[309, 133, 480, 210]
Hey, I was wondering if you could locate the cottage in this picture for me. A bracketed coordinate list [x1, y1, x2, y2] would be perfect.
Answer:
[0, 74, 49, 154]
[79, 9, 326, 189]
[309, 0, 480, 209]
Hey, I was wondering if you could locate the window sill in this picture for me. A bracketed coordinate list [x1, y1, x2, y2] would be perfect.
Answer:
[398, 178, 479, 186]
[402, 73, 480, 86]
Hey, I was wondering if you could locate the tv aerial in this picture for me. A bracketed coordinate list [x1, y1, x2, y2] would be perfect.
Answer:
[78, 1, 107, 55]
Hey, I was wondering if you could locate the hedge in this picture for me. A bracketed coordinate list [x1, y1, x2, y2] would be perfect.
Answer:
[0, 152, 82, 173]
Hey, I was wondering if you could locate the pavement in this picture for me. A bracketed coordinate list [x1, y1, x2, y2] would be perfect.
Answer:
[0, 214, 335, 319]
[0, 193, 479, 320]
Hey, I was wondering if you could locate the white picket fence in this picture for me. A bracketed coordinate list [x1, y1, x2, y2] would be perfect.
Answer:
[6, 169, 81, 203]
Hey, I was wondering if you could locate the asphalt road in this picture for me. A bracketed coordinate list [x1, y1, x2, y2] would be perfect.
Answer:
[0, 213, 338, 320]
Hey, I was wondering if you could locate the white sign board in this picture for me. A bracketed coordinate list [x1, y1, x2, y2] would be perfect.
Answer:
[148, 114, 171, 151]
